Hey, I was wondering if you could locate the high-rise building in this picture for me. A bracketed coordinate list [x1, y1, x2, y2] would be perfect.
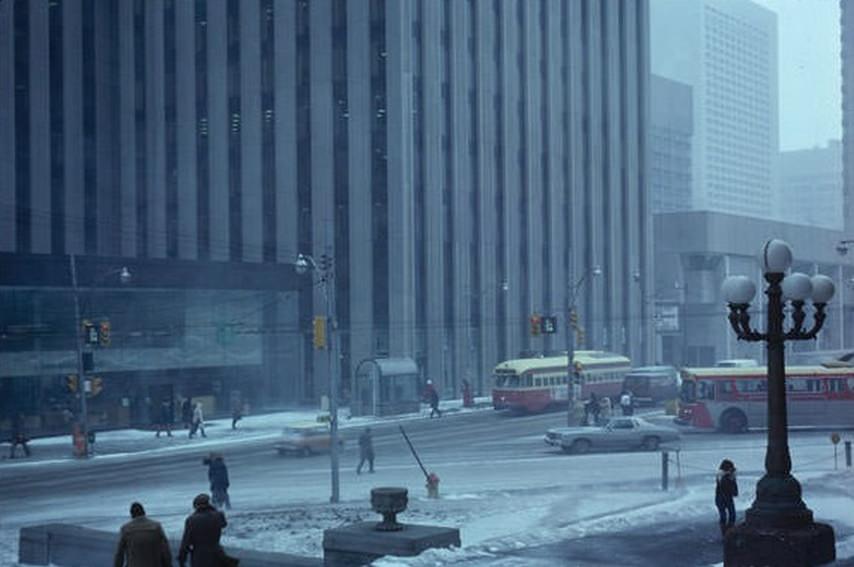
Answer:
[842, 0, 854, 232]
[650, 74, 693, 213]
[651, 0, 778, 219]
[0, 0, 651, 428]
[778, 141, 843, 231]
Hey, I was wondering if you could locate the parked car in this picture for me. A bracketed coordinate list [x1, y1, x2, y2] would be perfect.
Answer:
[544, 416, 680, 454]
[275, 422, 344, 456]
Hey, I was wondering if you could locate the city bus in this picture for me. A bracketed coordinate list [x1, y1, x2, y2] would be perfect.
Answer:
[492, 351, 631, 413]
[676, 366, 854, 433]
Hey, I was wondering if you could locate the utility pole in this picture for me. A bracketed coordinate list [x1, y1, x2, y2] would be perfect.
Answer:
[70, 254, 89, 457]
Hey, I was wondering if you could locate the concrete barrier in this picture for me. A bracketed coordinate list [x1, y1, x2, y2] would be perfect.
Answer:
[19, 523, 322, 567]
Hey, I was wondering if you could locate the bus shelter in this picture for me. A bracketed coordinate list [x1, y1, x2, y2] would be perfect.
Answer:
[352, 357, 420, 417]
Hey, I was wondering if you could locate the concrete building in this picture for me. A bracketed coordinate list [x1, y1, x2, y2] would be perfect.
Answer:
[654, 211, 853, 368]
[842, 0, 854, 233]
[0, 0, 652, 430]
[778, 141, 843, 231]
[650, 74, 693, 213]
[651, 0, 779, 220]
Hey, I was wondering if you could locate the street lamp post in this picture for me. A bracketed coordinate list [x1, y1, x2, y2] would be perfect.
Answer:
[721, 239, 836, 566]
[566, 266, 601, 426]
[69, 254, 131, 458]
[295, 252, 340, 504]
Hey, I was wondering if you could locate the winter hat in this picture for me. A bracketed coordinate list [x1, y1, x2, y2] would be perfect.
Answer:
[193, 493, 211, 509]
[719, 459, 735, 472]
[130, 502, 145, 518]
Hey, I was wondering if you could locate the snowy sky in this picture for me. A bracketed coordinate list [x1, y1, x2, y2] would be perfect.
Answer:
[753, 0, 842, 151]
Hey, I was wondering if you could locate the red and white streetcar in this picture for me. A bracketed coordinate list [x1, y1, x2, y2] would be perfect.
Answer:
[492, 351, 631, 413]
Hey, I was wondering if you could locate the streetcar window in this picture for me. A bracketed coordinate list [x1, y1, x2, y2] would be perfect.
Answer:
[535, 378, 542, 387]
[508, 377, 519, 387]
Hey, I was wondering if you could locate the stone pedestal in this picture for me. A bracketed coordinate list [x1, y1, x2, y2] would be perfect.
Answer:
[724, 521, 835, 567]
[322, 522, 461, 567]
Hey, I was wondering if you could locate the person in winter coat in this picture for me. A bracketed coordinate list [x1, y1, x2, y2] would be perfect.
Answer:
[715, 458, 739, 536]
[356, 427, 375, 474]
[181, 397, 193, 430]
[189, 403, 206, 438]
[9, 413, 31, 458]
[155, 399, 173, 438]
[619, 390, 634, 416]
[178, 494, 234, 567]
[205, 453, 231, 509]
[599, 395, 613, 423]
[425, 380, 442, 418]
[585, 393, 601, 425]
[113, 502, 172, 567]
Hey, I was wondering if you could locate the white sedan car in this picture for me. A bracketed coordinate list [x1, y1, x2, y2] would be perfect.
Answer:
[544, 417, 681, 454]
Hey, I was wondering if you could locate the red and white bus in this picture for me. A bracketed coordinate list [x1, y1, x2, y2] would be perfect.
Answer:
[492, 351, 631, 413]
[676, 365, 854, 433]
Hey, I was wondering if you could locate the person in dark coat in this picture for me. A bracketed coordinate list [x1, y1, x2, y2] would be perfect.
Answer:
[178, 493, 233, 567]
[114, 502, 172, 567]
[715, 459, 739, 537]
[155, 399, 173, 438]
[9, 413, 31, 458]
[205, 453, 231, 509]
[585, 393, 601, 425]
[619, 390, 634, 416]
[356, 428, 375, 474]
[425, 380, 442, 418]
[181, 397, 193, 430]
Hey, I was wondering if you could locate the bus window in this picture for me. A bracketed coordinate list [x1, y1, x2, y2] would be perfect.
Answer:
[719, 381, 736, 396]
[807, 379, 822, 392]
[679, 380, 696, 402]
[736, 380, 763, 393]
[828, 379, 846, 393]
[787, 379, 809, 393]
[698, 381, 716, 400]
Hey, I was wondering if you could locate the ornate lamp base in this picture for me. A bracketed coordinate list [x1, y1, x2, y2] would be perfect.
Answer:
[724, 520, 835, 566]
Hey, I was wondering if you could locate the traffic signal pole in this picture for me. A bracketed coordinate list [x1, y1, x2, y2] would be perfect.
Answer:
[69, 254, 89, 457]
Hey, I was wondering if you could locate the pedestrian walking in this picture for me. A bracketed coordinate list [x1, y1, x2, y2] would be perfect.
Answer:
[189, 402, 206, 438]
[461, 379, 474, 408]
[155, 399, 173, 438]
[178, 494, 238, 567]
[599, 395, 613, 423]
[231, 400, 243, 430]
[204, 453, 231, 509]
[715, 459, 739, 537]
[113, 502, 172, 567]
[181, 397, 193, 430]
[585, 393, 601, 425]
[9, 413, 31, 458]
[619, 390, 634, 416]
[356, 427, 375, 474]
[425, 380, 442, 418]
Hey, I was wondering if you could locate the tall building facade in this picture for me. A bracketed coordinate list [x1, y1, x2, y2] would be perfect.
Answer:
[0, 0, 651, 429]
[651, 0, 778, 220]
[778, 140, 843, 231]
[650, 74, 693, 213]
[842, 0, 854, 233]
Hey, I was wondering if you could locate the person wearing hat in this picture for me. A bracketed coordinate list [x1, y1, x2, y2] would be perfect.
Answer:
[113, 502, 172, 567]
[715, 459, 739, 537]
[178, 494, 236, 567]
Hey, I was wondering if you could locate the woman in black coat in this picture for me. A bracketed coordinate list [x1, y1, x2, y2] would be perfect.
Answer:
[205, 454, 231, 510]
[715, 459, 738, 536]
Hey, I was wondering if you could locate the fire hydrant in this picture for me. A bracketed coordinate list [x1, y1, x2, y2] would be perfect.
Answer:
[426, 472, 440, 499]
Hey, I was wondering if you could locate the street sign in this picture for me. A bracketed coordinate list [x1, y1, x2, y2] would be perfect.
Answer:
[541, 316, 558, 334]
[831, 432, 841, 445]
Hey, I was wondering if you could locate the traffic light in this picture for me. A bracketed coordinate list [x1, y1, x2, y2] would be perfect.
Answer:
[98, 321, 111, 346]
[82, 320, 98, 345]
[313, 316, 327, 349]
[530, 314, 542, 336]
[569, 310, 579, 329]
[66, 374, 78, 393]
[89, 377, 103, 396]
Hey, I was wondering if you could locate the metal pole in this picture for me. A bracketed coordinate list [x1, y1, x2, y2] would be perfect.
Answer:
[661, 451, 669, 491]
[846, 441, 852, 468]
[70, 254, 89, 457]
[566, 302, 577, 426]
[764, 273, 792, 478]
[325, 258, 340, 504]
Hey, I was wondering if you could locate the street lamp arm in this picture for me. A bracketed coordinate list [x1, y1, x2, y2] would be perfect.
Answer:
[727, 303, 766, 342]
[786, 303, 827, 340]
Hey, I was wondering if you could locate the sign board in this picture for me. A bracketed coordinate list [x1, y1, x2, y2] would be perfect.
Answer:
[655, 305, 680, 333]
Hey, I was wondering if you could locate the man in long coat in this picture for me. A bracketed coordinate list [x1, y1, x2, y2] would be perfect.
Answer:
[114, 502, 172, 567]
[178, 493, 230, 567]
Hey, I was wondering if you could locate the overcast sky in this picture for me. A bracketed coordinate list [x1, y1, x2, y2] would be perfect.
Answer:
[753, 0, 841, 151]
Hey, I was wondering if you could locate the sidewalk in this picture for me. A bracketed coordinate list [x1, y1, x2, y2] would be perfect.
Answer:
[0, 397, 492, 468]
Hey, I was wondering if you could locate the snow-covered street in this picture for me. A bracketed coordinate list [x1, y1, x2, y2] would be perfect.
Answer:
[3, 407, 854, 566]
